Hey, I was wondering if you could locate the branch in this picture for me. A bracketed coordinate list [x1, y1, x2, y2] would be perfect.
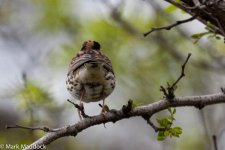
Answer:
[143, 15, 197, 36]
[5, 125, 58, 132]
[162, 0, 225, 37]
[171, 53, 191, 87]
[160, 53, 192, 100]
[19, 92, 225, 150]
[142, 115, 165, 132]
[67, 99, 90, 118]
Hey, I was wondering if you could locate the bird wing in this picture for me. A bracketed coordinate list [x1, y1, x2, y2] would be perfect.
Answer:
[68, 50, 114, 75]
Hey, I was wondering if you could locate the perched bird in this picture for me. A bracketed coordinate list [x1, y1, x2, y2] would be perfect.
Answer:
[66, 40, 115, 119]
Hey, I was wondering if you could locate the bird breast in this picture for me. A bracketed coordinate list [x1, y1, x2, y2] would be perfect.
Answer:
[77, 63, 105, 83]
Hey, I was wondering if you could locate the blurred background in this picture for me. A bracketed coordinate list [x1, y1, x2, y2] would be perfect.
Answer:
[1, 0, 225, 150]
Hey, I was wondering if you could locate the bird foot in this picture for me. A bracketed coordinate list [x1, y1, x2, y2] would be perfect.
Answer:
[221, 87, 225, 94]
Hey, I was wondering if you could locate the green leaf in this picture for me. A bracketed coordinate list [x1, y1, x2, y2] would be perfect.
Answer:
[157, 131, 166, 141]
[156, 107, 182, 141]
[171, 127, 183, 137]
[206, 21, 214, 28]
[191, 32, 209, 39]
[168, 115, 175, 122]
[166, 5, 178, 12]
[164, 130, 170, 136]
[157, 118, 171, 128]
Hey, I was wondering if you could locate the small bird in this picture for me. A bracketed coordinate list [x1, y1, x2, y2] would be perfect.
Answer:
[66, 40, 115, 119]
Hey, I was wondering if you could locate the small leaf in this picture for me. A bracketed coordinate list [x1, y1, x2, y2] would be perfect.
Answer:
[206, 21, 214, 28]
[171, 127, 182, 137]
[191, 32, 209, 39]
[164, 130, 170, 136]
[157, 131, 166, 141]
[159, 118, 169, 127]
[173, 127, 182, 133]
[168, 116, 175, 122]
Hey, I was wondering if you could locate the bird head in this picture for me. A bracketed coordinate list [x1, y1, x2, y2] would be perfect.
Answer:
[81, 40, 101, 51]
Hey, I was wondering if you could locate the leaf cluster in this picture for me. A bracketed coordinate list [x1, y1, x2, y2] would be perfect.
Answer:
[156, 108, 182, 141]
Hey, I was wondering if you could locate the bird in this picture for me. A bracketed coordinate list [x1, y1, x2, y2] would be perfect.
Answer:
[66, 40, 115, 119]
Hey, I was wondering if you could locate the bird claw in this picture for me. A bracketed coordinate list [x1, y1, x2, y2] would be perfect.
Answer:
[221, 87, 225, 94]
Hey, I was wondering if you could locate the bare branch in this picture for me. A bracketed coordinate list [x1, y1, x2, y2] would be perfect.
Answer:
[143, 15, 197, 36]
[5, 124, 58, 132]
[21, 93, 225, 150]
[171, 53, 192, 87]
[160, 53, 192, 100]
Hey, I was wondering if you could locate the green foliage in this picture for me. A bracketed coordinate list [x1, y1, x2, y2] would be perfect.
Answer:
[18, 81, 54, 108]
[33, 0, 79, 33]
[191, 21, 222, 43]
[191, 32, 210, 39]
[156, 108, 182, 141]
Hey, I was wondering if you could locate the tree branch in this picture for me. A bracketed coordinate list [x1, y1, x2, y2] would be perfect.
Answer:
[144, 15, 197, 36]
[5, 125, 58, 132]
[142, 115, 166, 132]
[162, 0, 225, 37]
[16, 92, 225, 150]
[171, 53, 191, 87]
[160, 53, 192, 100]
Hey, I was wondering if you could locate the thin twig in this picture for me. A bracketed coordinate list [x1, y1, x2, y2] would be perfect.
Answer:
[67, 99, 90, 118]
[171, 53, 192, 87]
[142, 115, 165, 132]
[160, 53, 192, 100]
[212, 135, 218, 150]
[5, 124, 58, 132]
[144, 15, 197, 36]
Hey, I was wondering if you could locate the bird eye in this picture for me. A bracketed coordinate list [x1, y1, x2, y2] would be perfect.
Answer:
[93, 41, 101, 50]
